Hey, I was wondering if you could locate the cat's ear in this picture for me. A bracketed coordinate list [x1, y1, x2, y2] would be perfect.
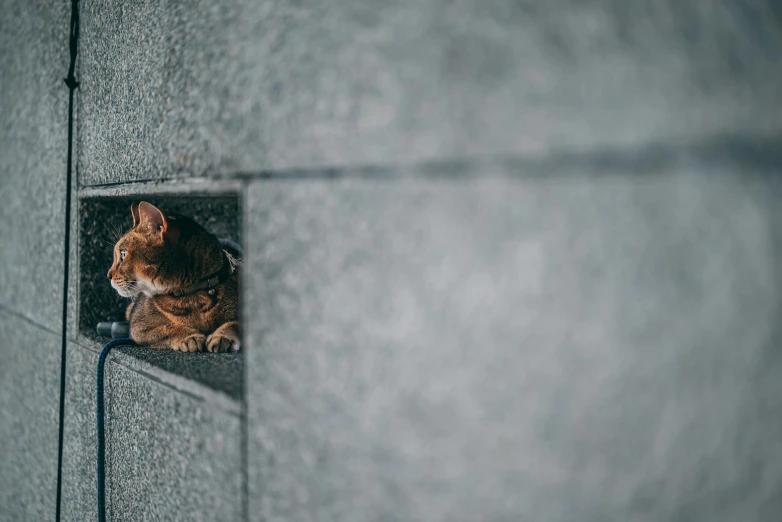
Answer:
[137, 201, 168, 237]
[130, 202, 140, 228]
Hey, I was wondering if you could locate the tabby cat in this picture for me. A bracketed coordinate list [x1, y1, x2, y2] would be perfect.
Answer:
[107, 201, 241, 352]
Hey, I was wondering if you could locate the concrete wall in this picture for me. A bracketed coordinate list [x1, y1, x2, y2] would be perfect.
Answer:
[60, 341, 243, 521]
[77, 0, 782, 182]
[2, 0, 782, 520]
[0, 0, 69, 519]
[244, 176, 782, 522]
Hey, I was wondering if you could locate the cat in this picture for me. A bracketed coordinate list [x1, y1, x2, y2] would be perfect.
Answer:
[107, 201, 241, 352]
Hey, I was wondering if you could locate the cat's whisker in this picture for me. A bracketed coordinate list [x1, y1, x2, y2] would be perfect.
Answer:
[109, 223, 125, 242]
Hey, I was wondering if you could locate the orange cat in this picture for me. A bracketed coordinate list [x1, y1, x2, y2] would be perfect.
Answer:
[107, 202, 240, 352]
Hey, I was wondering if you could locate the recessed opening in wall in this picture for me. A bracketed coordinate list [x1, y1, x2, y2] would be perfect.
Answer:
[79, 194, 241, 335]
[78, 194, 243, 399]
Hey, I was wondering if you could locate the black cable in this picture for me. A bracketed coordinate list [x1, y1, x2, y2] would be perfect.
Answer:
[96, 338, 136, 522]
[55, 1, 80, 520]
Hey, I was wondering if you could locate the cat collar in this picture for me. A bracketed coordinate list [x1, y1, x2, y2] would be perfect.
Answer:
[168, 250, 234, 297]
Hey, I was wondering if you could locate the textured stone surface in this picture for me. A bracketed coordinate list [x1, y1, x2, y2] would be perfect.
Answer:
[244, 174, 782, 521]
[4, 1, 782, 522]
[81, 334, 245, 402]
[61, 341, 243, 522]
[0, 0, 70, 330]
[78, 0, 782, 185]
[0, 308, 61, 520]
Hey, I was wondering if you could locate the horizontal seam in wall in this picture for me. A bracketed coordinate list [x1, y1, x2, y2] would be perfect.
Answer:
[76, 128, 782, 188]
[0, 302, 62, 338]
[78, 177, 244, 196]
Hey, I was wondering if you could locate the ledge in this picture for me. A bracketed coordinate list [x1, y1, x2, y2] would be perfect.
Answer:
[78, 177, 244, 197]
[75, 332, 243, 414]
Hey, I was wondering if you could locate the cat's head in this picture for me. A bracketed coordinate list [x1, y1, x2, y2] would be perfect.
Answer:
[107, 201, 221, 298]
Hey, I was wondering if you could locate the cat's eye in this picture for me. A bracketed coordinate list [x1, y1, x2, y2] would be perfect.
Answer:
[120, 249, 127, 260]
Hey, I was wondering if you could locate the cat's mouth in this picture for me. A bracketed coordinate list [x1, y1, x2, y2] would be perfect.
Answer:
[112, 277, 170, 297]
[111, 279, 138, 298]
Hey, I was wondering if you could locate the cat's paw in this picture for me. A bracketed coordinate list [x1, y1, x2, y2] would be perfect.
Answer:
[206, 333, 240, 353]
[172, 333, 207, 352]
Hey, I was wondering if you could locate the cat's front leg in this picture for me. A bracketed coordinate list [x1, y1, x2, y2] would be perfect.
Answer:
[130, 312, 207, 352]
[206, 321, 241, 353]
[129, 297, 207, 351]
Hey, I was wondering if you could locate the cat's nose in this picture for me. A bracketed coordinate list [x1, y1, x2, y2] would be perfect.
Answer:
[107, 270, 113, 280]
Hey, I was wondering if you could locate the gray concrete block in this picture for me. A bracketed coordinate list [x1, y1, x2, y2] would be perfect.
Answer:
[61, 341, 243, 522]
[0, 0, 70, 331]
[243, 174, 782, 521]
[0, 308, 61, 520]
[96, 342, 245, 403]
[78, 0, 782, 185]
